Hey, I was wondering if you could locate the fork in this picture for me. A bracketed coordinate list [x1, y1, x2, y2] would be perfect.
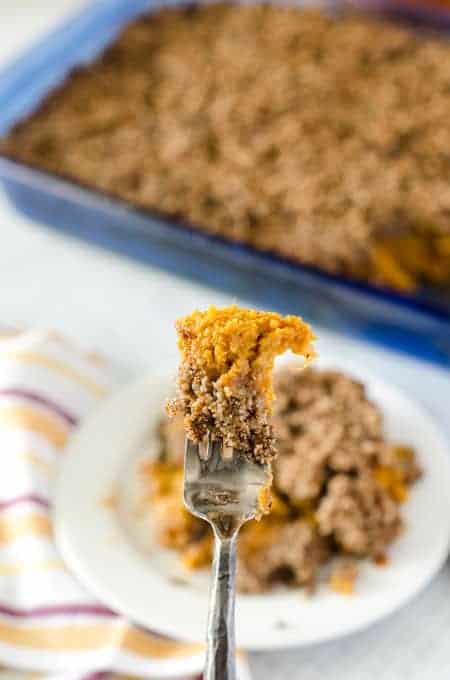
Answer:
[184, 435, 271, 680]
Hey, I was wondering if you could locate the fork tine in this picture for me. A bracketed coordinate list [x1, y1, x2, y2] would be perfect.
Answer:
[184, 438, 201, 479]
[208, 438, 223, 469]
[199, 436, 210, 460]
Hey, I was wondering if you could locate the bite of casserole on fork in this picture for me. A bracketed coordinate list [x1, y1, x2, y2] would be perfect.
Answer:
[167, 304, 315, 466]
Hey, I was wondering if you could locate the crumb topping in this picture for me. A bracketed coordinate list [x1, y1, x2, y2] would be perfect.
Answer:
[167, 305, 314, 463]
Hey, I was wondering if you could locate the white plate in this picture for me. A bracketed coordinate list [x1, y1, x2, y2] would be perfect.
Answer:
[54, 356, 450, 651]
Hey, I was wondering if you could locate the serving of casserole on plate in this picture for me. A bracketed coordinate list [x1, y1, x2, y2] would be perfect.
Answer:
[53, 355, 450, 649]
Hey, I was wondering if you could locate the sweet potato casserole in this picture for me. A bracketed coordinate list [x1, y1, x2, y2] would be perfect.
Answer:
[2, 5, 450, 292]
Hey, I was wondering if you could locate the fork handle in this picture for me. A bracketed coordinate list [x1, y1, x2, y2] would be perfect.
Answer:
[205, 531, 237, 680]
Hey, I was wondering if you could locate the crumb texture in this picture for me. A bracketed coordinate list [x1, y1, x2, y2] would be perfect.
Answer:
[145, 367, 422, 593]
[168, 305, 314, 463]
[2, 5, 450, 290]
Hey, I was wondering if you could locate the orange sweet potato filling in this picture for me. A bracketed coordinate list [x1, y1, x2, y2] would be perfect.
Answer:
[176, 305, 315, 409]
[372, 232, 450, 292]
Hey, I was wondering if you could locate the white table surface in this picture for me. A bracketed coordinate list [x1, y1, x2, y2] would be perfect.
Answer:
[1, 2, 450, 678]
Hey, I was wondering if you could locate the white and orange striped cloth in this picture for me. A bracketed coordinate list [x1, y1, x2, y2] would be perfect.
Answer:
[0, 329, 250, 680]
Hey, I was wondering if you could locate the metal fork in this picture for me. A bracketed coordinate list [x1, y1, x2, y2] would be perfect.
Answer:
[184, 436, 271, 680]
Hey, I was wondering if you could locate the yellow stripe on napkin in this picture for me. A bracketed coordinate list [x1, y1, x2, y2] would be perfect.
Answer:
[0, 405, 68, 449]
[0, 559, 64, 576]
[2, 351, 107, 398]
[0, 513, 52, 546]
[0, 620, 202, 658]
[19, 452, 53, 476]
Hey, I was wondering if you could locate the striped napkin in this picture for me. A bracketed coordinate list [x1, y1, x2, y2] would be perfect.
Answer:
[0, 329, 251, 680]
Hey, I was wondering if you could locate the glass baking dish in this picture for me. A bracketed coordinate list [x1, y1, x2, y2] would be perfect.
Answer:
[0, 0, 449, 366]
